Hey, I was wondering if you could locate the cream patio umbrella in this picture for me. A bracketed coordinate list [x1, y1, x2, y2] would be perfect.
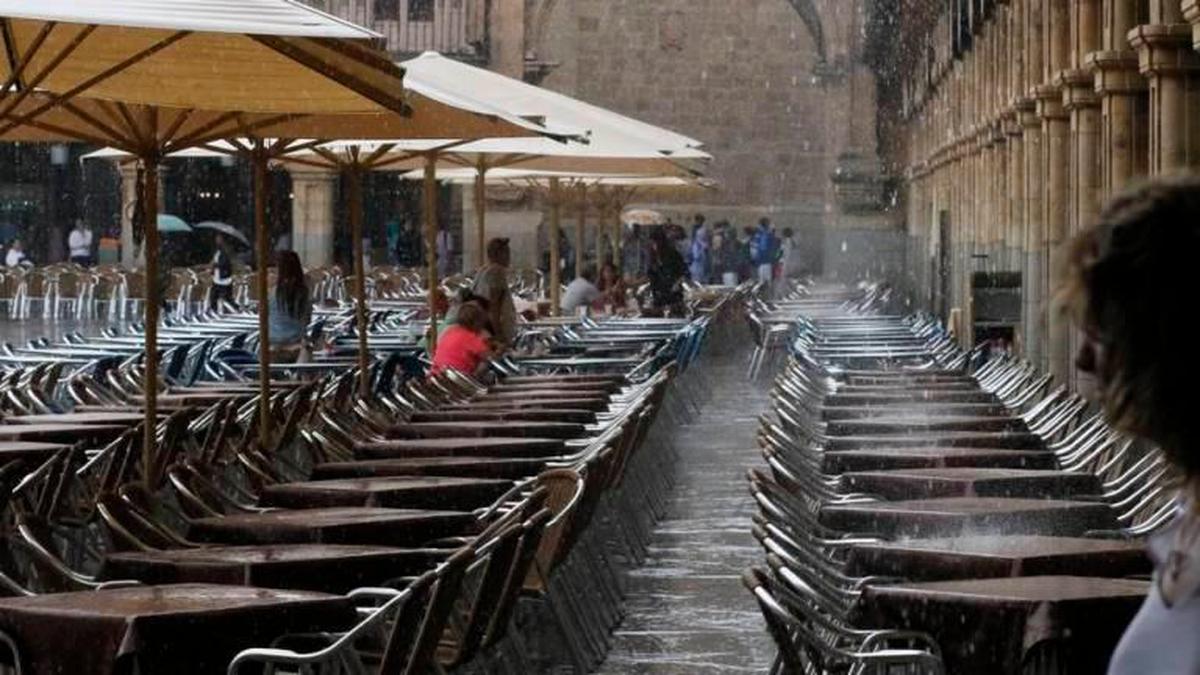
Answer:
[0, 1, 541, 483]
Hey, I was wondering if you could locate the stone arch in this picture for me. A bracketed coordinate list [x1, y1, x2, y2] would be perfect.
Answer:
[783, 0, 827, 65]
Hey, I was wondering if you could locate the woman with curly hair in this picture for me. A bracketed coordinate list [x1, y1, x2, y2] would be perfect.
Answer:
[1065, 177, 1200, 673]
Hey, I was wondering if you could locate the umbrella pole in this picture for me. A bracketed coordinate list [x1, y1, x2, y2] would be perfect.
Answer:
[424, 155, 440, 353]
[349, 166, 370, 399]
[253, 147, 271, 447]
[594, 189, 604, 270]
[549, 178, 562, 316]
[610, 200, 621, 269]
[475, 162, 487, 271]
[141, 154, 160, 487]
[575, 184, 587, 281]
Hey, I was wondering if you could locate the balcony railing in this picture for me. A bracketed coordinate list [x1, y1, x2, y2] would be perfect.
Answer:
[304, 0, 490, 62]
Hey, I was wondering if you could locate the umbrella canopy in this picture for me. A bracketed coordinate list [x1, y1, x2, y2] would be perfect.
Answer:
[0, 0, 407, 116]
[156, 214, 192, 233]
[194, 221, 250, 247]
[623, 209, 668, 226]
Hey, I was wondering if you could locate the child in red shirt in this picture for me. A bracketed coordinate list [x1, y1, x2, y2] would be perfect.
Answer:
[432, 302, 493, 377]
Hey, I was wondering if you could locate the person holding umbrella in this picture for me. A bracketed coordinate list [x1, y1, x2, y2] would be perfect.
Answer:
[210, 233, 235, 311]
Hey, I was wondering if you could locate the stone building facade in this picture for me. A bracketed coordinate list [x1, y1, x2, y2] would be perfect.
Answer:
[888, 0, 1200, 387]
[272, 0, 901, 277]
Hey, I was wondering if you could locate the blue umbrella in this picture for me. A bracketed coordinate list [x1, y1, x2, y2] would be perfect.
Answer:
[157, 214, 192, 233]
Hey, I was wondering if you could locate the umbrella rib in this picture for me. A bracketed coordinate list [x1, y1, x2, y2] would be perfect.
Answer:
[0, 115, 112, 148]
[166, 111, 242, 150]
[0, 22, 92, 120]
[159, 108, 196, 147]
[0, 19, 55, 95]
[249, 35, 408, 116]
[95, 99, 143, 147]
[0, 29, 191, 140]
[114, 102, 150, 147]
[58, 100, 133, 148]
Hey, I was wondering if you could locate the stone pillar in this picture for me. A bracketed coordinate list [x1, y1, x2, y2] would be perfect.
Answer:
[1091, 0, 1149, 200]
[489, 0, 526, 78]
[1021, 102, 1046, 368]
[1132, 3, 1200, 174]
[1040, 0, 1074, 386]
[289, 168, 338, 269]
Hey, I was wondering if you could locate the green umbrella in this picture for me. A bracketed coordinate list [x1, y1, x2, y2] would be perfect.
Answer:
[157, 214, 192, 233]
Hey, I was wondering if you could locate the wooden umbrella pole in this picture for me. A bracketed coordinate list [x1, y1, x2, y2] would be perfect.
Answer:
[575, 184, 587, 280]
[610, 199, 622, 268]
[349, 166, 370, 398]
[253, 146, 272, 447]
[474, 161, 487, 271]
[549, 178, 562, 315]
[593, 188, 605, 269]
[141, 153, 160, 487]
[424, 155, 440, 353]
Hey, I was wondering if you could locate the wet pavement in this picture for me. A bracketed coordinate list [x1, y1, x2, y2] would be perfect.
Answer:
[598, 344, 775, 674]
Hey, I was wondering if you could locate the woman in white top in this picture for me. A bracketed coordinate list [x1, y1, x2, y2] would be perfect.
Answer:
[4, 239, 30, 268]
[67, 220, 93, 266]
[1065, 177, 1200, 674]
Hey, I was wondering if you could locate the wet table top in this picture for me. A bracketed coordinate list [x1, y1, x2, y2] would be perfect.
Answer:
[821, 403, 1011, 420]
[0, 423, 127, 443]
[409, 409, 596, 424]
[503, 374, 625, 385]
[819, 497, 1119, 538]
[354, 437, 567, 460]
[444, 397, 610, 412]
[0, 583, 354, 675]
[825, 432, 1045, 451]
[857, 576, 1148, 675]
[388, 420, 586, 441]
[0, 441, 69, 465]
[845, 535, 1151, 581]
[841, 468, 1101, 500]
[100, 545, 445, 594]
[258, 476, 513, 510]
[4, 412, 151, 426]
[822, 448, 1058, 473]
[187, 507, 475, 547]
[312, 456, 551, 481]
[827, 391, 998, 406]
[826, 415, 1026, 435]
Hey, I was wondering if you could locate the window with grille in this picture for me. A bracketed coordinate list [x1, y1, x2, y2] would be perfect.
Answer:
[408, 0, 434, 21]
[372, 0, 399, 18]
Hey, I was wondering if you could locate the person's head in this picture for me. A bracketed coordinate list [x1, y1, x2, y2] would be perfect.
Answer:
[431, 287, 450, 317]
[486, 237, 511, 267]
[10, 239, 21, 251]
[456, 301, 487, 333]
[579, 265, 597, 283]
[1066, 177, 1200, 476]
[600, 262, 618, 285]
[743, 226, 756, 238]
[693, 213, 705, 226]
[758, 217, 771, 231]
[782, 227, 794, 239]
[73, 219, 86, 232]
[215, 233, 226, 250]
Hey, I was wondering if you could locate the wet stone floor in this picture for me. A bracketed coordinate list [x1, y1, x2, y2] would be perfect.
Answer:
[598, 345, 775, 674]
